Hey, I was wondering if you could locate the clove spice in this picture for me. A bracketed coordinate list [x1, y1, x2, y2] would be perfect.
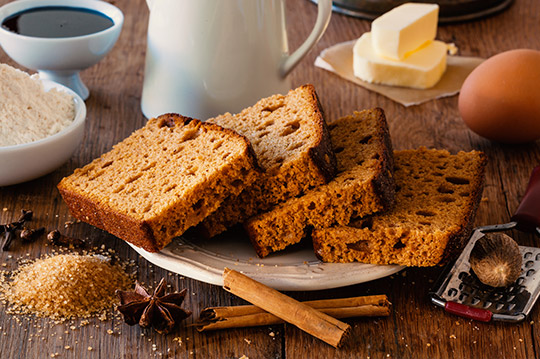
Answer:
[2, 224, 17, 251]
[20, 227, 45, 242]
[47, 230, 86, 248]
[1, 209, 34, 251]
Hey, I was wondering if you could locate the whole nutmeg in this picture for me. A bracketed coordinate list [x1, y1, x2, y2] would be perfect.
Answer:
[469, 233, 522, 287]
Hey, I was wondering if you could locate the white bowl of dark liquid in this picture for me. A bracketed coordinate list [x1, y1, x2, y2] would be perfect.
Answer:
[0, 0, 123, 99]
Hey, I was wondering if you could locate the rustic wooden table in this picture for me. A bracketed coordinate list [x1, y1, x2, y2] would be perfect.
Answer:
[1, 0, 540, 358]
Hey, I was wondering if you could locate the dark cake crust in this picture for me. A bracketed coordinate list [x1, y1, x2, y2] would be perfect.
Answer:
[306, 85, 338, 183]
[437, 152, 487, 265]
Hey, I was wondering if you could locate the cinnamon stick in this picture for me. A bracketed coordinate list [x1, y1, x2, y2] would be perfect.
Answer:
[221, 268, 351, 348]
[196, 294, 391, 331]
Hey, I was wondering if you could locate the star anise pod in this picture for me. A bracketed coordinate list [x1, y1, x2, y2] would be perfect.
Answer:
[116, 278, 191, 334]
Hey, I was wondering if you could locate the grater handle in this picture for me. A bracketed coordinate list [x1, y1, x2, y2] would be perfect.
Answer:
[512, 165, 540, 232]
[444, 301, 492, 322]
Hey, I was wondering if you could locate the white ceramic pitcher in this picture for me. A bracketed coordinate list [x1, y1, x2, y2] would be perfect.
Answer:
[141, 0, 332, 120]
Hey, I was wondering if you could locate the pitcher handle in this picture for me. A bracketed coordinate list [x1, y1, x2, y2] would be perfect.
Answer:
[280, 0, 332, 77]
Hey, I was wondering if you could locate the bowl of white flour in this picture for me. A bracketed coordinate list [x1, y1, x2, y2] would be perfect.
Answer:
[0, 64, 86, 186]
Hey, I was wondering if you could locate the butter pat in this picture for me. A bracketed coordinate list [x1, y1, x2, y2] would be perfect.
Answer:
[353, 32, 447, 89]
[372, 3, 439, 61]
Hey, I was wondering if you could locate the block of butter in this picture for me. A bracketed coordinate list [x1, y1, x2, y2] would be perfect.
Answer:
[353, 32, 447, 89]
[372, 3, 439, 61]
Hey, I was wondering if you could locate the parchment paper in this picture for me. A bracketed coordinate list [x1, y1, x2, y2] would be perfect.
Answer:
[315, 40, 485, 107]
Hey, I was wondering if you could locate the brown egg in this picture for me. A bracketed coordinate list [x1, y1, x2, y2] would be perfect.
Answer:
[458, 49, 540, 143]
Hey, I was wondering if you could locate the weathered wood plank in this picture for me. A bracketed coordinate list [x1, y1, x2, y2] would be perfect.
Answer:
[1, 0, 539, 357]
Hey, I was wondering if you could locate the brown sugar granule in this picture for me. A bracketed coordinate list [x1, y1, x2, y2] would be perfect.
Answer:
[0, 253, 133, 321]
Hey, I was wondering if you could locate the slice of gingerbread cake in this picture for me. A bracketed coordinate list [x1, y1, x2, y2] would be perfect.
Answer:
[58, 114, 260, 252]
[312, 147, 487, 266]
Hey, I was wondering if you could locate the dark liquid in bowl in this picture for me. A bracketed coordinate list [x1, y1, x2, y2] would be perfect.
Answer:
[2, 6, 114, 38]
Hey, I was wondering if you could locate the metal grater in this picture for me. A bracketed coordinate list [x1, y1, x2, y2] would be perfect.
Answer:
[430, 227, 540, 322]
[430, 165, 540, 322]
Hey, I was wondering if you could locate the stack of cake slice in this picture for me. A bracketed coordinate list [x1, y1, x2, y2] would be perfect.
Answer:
[58, 84, 487, 267]
[57, 85, 338, 253]
[241, 113, 486, 266]
[244, 108, 395, 258]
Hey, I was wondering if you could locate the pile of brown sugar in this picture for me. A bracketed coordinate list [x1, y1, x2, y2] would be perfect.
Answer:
[0, 252, 133, 321]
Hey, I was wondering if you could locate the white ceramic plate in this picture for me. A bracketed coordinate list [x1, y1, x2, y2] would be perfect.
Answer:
[129, 231, 404, 291]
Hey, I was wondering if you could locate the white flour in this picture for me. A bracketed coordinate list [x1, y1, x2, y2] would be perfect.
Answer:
[0, 64, 76, 147]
